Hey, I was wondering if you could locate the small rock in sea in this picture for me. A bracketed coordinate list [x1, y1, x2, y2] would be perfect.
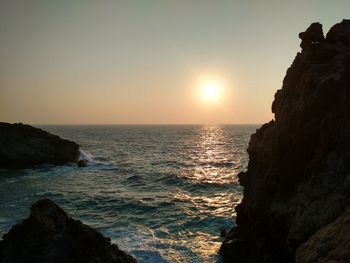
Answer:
[0, 198, 137, 263]
[220, 228, 227, 238]
[78, 159, 88, 167]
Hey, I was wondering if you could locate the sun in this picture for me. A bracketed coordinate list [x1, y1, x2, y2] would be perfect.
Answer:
[201, 81, 222, 102]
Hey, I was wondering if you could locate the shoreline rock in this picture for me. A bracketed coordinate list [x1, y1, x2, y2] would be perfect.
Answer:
[77, 159, 88, 167]
[0, 122, 80, 168]
[220, 19, 350, 262]
[0, 199, 136, 263]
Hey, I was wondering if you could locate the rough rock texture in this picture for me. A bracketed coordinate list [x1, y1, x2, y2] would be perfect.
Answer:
[0, 122, 79, 168]
[220, 19, 350, 263]
[0, 199, 136, 263]
[295, 208, 350, 263]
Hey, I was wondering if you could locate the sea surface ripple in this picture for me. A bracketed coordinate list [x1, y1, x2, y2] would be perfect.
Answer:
[0, 125, 257, 262]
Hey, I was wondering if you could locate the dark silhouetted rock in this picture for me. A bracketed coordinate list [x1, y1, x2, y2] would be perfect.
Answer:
[326, 19, 350, 45]
[296, 208, 350, 263]
[220, 228, 227, 238]
[0, 122, 79, 168]
[299, 22, 325, 50]
[77, 159, 88, 167]
[0, 199, 136, 263]
[220, 20, 350, 263]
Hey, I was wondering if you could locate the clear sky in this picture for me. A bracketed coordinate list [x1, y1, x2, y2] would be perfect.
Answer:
[1, 0, 349, 124]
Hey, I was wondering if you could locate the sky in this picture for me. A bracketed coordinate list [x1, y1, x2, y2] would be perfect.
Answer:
[1, 0, 349, 124]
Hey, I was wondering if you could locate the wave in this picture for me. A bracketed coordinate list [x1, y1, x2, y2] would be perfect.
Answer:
[79, 149, 95, 162]
[79, 149, 113, 168]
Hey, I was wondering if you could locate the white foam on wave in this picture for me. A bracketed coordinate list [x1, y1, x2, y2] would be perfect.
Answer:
[79, 149, 95, 163]
[79, 149, 113, 168]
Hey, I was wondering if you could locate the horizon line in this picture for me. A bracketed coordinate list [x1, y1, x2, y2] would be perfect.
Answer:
[30, 123, 263, 126]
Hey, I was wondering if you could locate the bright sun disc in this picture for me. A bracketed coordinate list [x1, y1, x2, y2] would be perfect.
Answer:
[201, 81, 221, 102]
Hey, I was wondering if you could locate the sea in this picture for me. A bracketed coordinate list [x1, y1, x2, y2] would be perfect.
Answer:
[0, 124, 258, 262]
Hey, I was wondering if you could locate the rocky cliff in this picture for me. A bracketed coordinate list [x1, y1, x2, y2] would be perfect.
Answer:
[0, 199, 136, 263]
[220, 20, 350, 263]
[0, 122, 79, 168]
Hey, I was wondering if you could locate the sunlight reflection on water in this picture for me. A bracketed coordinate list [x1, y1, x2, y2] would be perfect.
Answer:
[0, 124, 257, 262]
[180, 126, 243, 185]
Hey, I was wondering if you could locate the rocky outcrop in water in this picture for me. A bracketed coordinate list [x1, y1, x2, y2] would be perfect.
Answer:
[0, 122, 79, 168]
[220, 19, 350, 263]
[0, 199, 136, 263]
[78, 159, 88, 167]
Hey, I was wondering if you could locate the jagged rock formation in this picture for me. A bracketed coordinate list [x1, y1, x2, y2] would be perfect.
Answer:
[220, 19, 350, 263]
[0, 122, 79, 168]
[0, 199, 136, 263]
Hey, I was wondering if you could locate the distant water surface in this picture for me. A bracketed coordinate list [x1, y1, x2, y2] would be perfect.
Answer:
[0, 125, 257, 262]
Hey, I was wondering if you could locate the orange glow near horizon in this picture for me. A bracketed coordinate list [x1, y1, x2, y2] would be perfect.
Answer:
[6, 2, 350, 124]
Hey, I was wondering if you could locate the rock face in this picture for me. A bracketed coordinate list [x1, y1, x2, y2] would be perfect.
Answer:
[0, 122, 80, 168]
[295, 208, 350, 263]
[220, 20, 350, 262]
[0, 199, 136, 263]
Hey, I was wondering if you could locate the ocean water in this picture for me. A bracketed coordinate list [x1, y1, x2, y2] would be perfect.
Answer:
[0, 125, 257, 262]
